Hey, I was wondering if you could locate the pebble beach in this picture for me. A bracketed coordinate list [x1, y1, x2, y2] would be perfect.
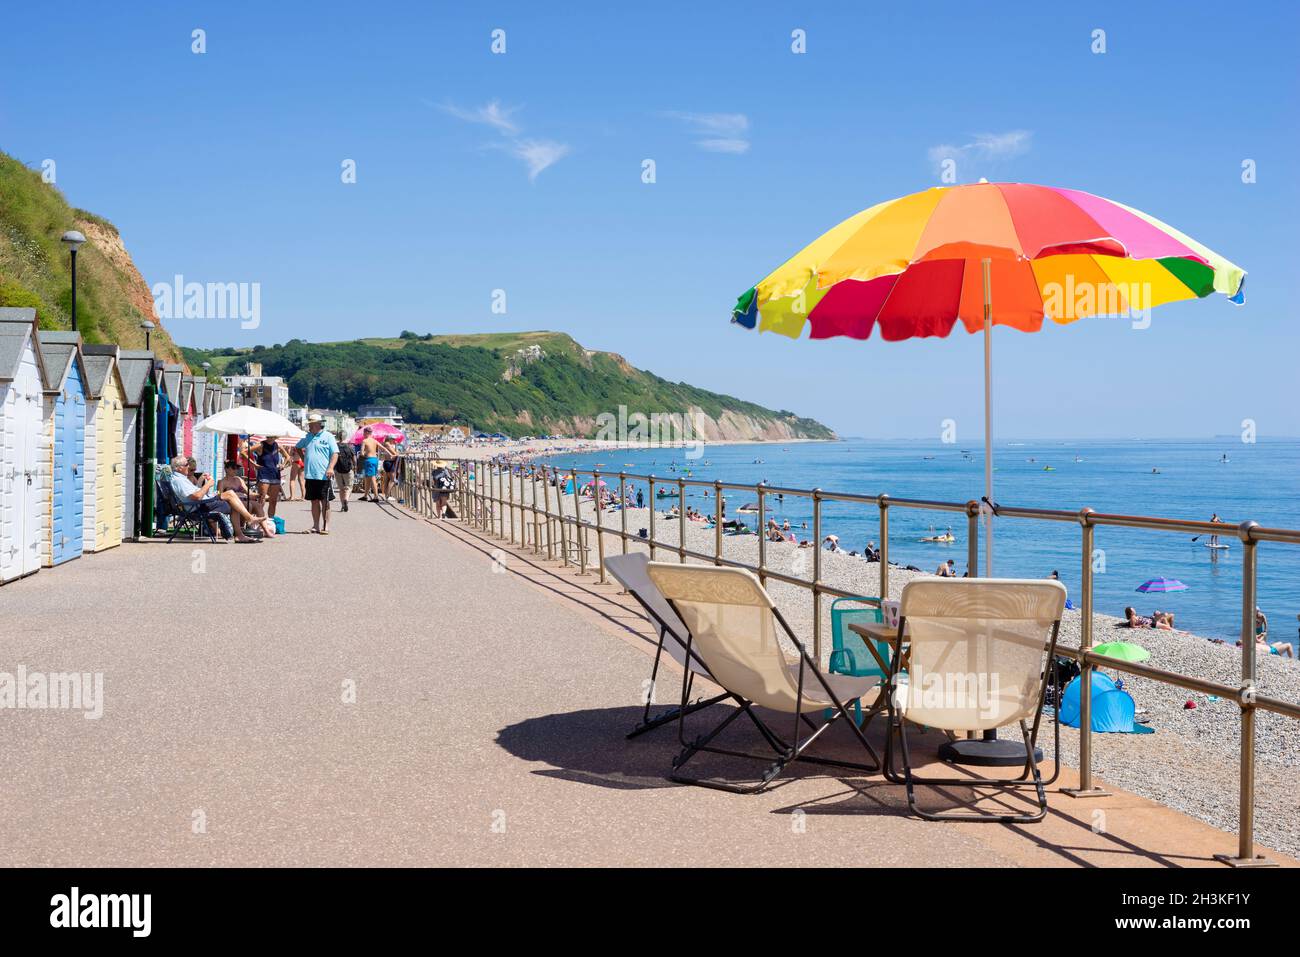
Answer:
[499, 474, 1300, 857]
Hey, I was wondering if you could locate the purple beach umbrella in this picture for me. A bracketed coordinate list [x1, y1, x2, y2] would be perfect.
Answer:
[1136, 577, 1188, 593]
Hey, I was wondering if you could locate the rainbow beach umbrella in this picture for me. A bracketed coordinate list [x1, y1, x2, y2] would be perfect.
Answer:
[731, 182, 1245, 574]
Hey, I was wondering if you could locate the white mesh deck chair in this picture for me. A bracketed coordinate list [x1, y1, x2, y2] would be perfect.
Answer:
[646, 562, 882, 793]
[883, 578, 1066, 823]
[604, 553, 728, 738]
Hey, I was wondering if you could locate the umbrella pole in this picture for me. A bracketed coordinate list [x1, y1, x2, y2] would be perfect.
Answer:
[939, 257, 1043, 768]
[982, 257, 994, 577]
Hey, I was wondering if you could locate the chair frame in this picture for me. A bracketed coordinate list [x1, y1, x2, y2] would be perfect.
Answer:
[666, 599, 881, 794]
[156, 476, 218, 544]
[882, 611, 1063, 823]
[605, 555, 729, 739]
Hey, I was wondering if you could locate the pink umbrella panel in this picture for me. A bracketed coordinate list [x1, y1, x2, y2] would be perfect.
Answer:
[349, 423, 406, 444]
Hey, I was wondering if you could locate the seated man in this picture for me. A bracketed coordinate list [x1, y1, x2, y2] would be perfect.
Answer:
[169, 455, 261, 543]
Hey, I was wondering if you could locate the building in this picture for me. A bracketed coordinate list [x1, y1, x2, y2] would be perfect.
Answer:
[356, 404, 403, 428]
[222, 362, 289, 419]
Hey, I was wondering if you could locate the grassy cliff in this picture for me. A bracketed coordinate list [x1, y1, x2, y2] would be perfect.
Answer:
[0, 150, 184, 361]
[183, 331, 836, 441]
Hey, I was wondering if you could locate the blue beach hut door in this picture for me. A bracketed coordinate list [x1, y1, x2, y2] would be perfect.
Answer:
[51, 362, 86, 566]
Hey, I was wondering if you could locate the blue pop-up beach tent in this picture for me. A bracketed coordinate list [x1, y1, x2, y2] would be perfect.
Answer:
[1058, 671, 1154, 734]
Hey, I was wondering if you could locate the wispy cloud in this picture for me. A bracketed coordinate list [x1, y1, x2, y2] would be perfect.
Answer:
[440, 100, 570, 181]
[510, 139, 572, 181]
[663, 111, 751, 154]
[928, 130, 1031, 174]
[440, 99, 521, 136]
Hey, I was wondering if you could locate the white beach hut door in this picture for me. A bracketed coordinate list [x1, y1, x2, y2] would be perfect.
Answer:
[18, 352, 42, 575]
[0, 376, 19, 581]
[1, 346, 42, 581]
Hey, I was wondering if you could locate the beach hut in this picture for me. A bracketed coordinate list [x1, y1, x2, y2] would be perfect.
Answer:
[188, 376, 214, 477]
[116, 349, 154, 540]
[82, 347, 126, 552]
[0, 308, 47, 583]
[34, 329, 87, 567]
[179, 375, 196, 458]
[161, 364, 183, 462]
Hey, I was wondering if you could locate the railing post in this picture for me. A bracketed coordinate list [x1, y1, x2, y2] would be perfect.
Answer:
[1216, 522, 1273, 866]
[812, 488, 822, 662]
[593, 469, 606, 582]
[507, 464, 516, 545]
[757, 482, 767, 588]
[532, 466, 542, 554]
[648, 475, 657, 561]
[542, 466, 556, 561]
[1064, 508, 1110, 799]
[713, 480, 723, 565]
[497, 464, 505, 539]
[571, 469, 586, 575]
[619, 473, 628, 555]
[678, 476, 686, 564]
[878, 494, 890, 600]
[966, 500, 979, 579]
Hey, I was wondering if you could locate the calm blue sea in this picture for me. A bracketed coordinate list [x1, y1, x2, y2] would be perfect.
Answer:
[545, 438, 1300, 649]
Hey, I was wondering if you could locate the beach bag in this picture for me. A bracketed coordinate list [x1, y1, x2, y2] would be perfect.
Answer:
[272, 515, 286, 535]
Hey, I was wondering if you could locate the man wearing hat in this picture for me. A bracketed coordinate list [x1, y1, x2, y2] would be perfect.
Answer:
[296, 413, 340, 534]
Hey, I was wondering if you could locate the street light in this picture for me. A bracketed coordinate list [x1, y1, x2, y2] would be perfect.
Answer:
[60, 230, 86, 332]
[140, 319, 155, 351]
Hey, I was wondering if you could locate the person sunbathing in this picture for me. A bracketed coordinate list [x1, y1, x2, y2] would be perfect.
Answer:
[1121, 606, 1153, 628]
[1250, 609, 1294, 657]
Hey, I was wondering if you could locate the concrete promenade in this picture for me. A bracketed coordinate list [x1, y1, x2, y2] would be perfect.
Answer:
[1, 494, 1292, 867]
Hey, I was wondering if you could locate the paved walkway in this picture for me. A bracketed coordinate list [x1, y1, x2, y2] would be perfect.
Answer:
[1, 495, 1292, 866]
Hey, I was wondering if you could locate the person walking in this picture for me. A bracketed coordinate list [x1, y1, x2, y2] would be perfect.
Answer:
[359, 427, 382, 502]
[333, 433, 355, 512]
[296, 413, 339, 534]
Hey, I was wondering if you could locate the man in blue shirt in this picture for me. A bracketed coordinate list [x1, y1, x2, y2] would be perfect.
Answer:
[296, 414, 340, 534]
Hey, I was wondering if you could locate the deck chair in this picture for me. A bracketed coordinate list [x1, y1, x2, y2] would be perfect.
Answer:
[646, 562, 882, 793]
[883, 578, 1066, 823]
[605, 554, 728, 738]
[156, 472, 218, 544]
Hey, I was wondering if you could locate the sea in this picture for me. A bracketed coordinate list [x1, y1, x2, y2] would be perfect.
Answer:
[543, 438, 1300, 651]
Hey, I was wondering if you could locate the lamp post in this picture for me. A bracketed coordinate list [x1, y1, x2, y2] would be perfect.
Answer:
[202, 361, 211, 380]
[60, 231, 86, 331]
[140, 320, 155, 351]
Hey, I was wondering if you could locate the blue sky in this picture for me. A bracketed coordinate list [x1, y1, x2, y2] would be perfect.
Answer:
[3, 1, 1297, 438]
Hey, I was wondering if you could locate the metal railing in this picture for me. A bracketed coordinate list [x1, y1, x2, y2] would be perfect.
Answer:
[402, 454, 1300, 866]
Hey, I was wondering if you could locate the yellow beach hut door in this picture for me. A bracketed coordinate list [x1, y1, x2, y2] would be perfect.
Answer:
[96, 369, 124, 548]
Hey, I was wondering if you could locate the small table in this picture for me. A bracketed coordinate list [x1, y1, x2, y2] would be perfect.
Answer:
[847, 621, 908, 675]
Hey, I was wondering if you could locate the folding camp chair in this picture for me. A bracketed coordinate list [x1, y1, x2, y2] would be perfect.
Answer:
[156, 472, 218, 543]
[882, 578, 1066, 823]
[646, 562, 882, 794]
[604, 553, 728, 738]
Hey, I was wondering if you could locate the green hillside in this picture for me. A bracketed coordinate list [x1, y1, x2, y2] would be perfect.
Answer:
[0, 150, 184, 361]
[182, 331, 835, 440]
